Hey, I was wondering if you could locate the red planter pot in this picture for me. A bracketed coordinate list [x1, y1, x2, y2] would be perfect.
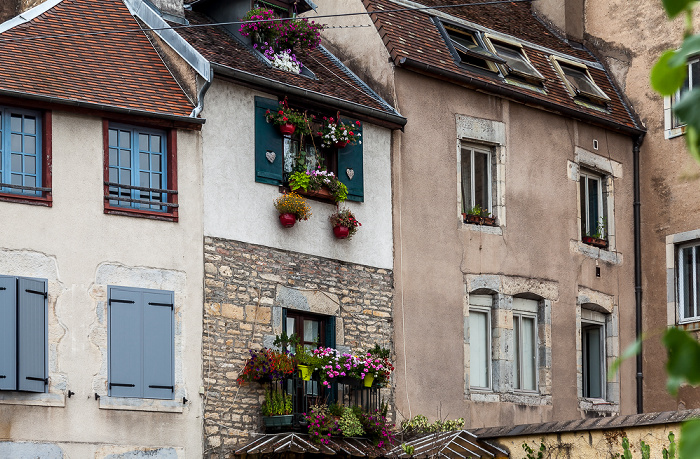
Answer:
[279, 123, 296, 135]
[334, 140, 349, 148]
[333, 225, 350, 239]
[582, 235, 608, 249]
[279, 213, 296, 228]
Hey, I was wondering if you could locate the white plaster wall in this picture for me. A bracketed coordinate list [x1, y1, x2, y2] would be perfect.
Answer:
[0, 111, 204, 458]
[201, 80, 394, 269]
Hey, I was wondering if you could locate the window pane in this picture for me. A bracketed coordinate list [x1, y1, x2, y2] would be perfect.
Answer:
[11, 133, 21, 152]
[109, 148, 118, 166]
[469, 310, 489, 388]
[580, 178, 588, 234]
[140, 171, 150, 188]
[152, 154, 162, 172]
[583, 326, 603, 398]
[11, 173, 22, 186]
[303, 320, 319, 344]
[10, 115, 21, 132]
[474, 151, 489, 210]
[681, 247, 694, 319]
[24, 117, 36, 135]
[25, 156, 36, 174]
[120, 169, 131, 185]
[11, 153, 22, 172]
[120, 149, 131, 168]
[152, 135, 162, 153]
[587, 176, 600, 233]
[109, 167, 118, 183]
[25, 136, 36, 155]
[139, 134, 149, 152]
[522, 317, 536, 390]
[286, 317, 296, 340]
[140, 153, 150, 170]
[109, 129, 118, 146]
[120, 130, 130, 147]
[691, 60, 700, 92]
[25, 175, 35, 188]
[461, 149, 472, 212]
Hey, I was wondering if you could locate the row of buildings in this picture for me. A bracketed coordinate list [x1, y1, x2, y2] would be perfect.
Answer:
[0, 0, 698, 456]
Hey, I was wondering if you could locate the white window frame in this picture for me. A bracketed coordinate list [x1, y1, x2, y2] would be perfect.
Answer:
[580, 168, 605, 238]
[678, 241, 700, 323]
[512, 298, 538, 393]
[581, 309, 606, 400]
[461, 145, 492, 214]
[468, 295, 492, 391]
[550, 57, 610, 105]
[664, 56, 699, 138]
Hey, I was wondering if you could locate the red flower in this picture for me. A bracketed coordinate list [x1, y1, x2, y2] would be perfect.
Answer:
[356, 121, 361, 126]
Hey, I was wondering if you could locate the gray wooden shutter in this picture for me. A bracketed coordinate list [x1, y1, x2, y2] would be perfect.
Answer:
[255, 96, 284, 185]
[108, 287, 142, 398]
[143, 290, 174, 400]
[338, 118, 364, 202]
[17, 277, 47, 392]
[0, 276, 17, 390]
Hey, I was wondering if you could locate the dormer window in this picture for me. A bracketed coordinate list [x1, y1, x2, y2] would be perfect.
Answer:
[436, 19, 503, 73]
[486, 38, 544, 85]
[551, 58, 610, 106]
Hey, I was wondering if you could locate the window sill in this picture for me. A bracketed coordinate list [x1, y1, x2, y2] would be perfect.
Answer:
[578, 398, 618, 414]
[677, 320, 700, 331]
[570, 240, 622, 265]
[0, 391, 65, 407]
[464, 221, 502, 235]
[665, 125, 686, 139]
[0, 192, 52, 207]
[104, 204, 178, 222]
[501, 392, 552, 406]
[99, 396, 184, 413]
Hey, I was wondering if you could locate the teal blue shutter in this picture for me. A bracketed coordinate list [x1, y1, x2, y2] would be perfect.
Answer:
[325, 316, 336, 349]
[108, 287, 142, 398]
[0, 276, 17, 390]
[17, 278, 47, 392]
[255, 97, 284, 185]
[143, 290, 174, 400]
[338, 118, 364, 202]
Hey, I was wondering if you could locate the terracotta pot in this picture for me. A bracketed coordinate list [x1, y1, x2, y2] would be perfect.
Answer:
[279, 123, 296, 135]
[279, 213, 296, 228]
[334, 140, 349, 148]
[333, 225, 350, 239]
[582, 235, 608, 249]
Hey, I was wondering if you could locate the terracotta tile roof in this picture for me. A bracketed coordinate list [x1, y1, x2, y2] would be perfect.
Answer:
[0, 0, 194, 118]
[173, 9, 398, 116]
[365, 0, 642, 132]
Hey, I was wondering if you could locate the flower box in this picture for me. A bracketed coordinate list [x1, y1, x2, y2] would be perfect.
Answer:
[295, 186, 336, 203]
[262, 414, 294, 428]
[463, 213, 497, 226]
[582, 235, 608, 249]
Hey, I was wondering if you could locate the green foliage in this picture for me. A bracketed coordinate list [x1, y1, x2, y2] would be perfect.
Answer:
[288, 169, 348, 203]
[586, 217, 607, 239]
[465, 204, 492, 218]
[273, 332, 301, 350]
[367, 343, 391, 359]
[640, 440, 651, 459]
[661, 0, 696, 18]
[621, 437, 633, 459]
[522, 441, 546, 459]
[662, 327, 700, 395]
[261, 388, 292, 416]
[664, 432, 677, 459]
[328, 402, 344, 417]
[338, 407, 365, 437]
[401, 414, 465, 435]
[401, 443, 415, 455]
[681, 420, 700, 459]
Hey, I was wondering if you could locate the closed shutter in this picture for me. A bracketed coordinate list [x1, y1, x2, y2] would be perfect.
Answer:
[143, 290, 174, 400]
[17, 278, 47, 392]
[0, 276, 17, 390]
[108, 287, 142, 398]
[338, 118, 363, 202]
[255, 97, 284, 185]
[325, 316, 336, 349]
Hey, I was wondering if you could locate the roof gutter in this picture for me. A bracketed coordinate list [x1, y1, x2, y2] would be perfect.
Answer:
[0, 88, 204, 126]
[190, 75, 212, 118]
[634, 132, 646, 414]
[210, 63, 407, 129]
[398, 57, 645, 136]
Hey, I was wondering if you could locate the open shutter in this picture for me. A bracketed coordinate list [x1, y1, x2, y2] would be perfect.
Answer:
[325, 316, 336, 349]
[338, 118, 364, 202]
[0, 276, 17, 390]
[17, 278, 47, 392]
[255, 96, 284, 185]
[108, 287, 142, 398]
[143, 290, 174, 400]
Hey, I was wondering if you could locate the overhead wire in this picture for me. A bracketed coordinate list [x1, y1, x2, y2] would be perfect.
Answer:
[0, 0, 533, 43]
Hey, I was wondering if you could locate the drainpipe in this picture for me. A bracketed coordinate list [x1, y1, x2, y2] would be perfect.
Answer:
[190, 75, 212, 118]
[634, 132, 645, 414]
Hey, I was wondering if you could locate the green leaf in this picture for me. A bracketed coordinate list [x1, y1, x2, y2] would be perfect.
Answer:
[651, 50, 688, 95]
[674, 88, 700, 129]
[686, 125, 700, 164]
[680, 419, 700, 459]
[609, 337, 642, 380]
[662, 0, 696, 18]
[663, 328, 700, 395]
[669, 34, 700, 67]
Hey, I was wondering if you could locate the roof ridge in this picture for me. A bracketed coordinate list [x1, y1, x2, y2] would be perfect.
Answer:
[0, 0, 64, 34]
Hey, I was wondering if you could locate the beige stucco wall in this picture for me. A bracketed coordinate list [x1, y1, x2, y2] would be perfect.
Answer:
[582, 0, 700, 412]
[0, 110, 204, 458]
[200, 79, 394, 270]
[389, 68, 636, 427]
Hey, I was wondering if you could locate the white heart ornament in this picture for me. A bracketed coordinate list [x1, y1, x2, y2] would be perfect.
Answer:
[346, 168, 354, 180]
[266, 150, 276, 163]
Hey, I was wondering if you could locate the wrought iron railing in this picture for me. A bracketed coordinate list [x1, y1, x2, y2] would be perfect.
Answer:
[104, 181, 178, 210]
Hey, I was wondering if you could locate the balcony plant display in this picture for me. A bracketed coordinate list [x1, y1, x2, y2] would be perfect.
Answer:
[328, 207, 361, 239]
[274, 192, 312, 228]
[236, 348, 295, 384]
[317, 116, 362, 148]
[338, 407, 365, 437]
[289, 167, 348, 203]
[293, 345, 328, 381]
[304, 404, 341, 445]
[312, 347, 394, 388]
[359, 409, 397, 448]
[463, 204, 496, 226]
[265, 100, 312, 136]
[261, 387, 294, 428]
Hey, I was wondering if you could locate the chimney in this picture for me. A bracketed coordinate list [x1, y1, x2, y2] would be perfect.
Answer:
[0, 0, 21, 23]
[533, 0, 585, 42]
[147, 0, 185, 20]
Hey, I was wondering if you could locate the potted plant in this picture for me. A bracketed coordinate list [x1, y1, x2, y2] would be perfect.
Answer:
[583, 219, 608, 249]
[328, 207, 361, 239]
[463, 204, 496, 226]
[265, 100, 312, 136]
[338, 406, 365, 437]
[294, 345, 316, 381]
[273, 192, 312, 228]
[289, 168, 348, 203]
[261, 387, 293, 428]
[317, 117, 362, 148]
[237, 348, 295, 384]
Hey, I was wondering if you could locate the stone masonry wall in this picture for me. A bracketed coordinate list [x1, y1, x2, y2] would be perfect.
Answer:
[202, 237, 394, 456]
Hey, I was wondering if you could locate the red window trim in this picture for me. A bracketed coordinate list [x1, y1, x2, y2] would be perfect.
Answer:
[0, 110, 53, 207]
[102, 120, 179, 222]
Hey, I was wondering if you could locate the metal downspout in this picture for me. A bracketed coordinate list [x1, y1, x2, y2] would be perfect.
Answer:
[190, 76, 212, 118]
[634, 133, 645, 414]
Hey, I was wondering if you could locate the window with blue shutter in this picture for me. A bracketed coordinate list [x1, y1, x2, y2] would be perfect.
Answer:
[255, 97, 285, 185]
[108, 286, 174, 400]
[0, 275, 48, 393]
[338, 118, 364, 202]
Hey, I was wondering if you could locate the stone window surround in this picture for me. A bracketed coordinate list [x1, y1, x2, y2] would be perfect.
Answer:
[567, 146, 623, 264]
[576, 286, 619, 414]
[666, 228, 700, 328]
[464, 274, 556, 406]
[456, 114, 506, 235]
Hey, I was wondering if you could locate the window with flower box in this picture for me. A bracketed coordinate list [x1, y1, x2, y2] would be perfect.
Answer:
[254, 96, 364, 201]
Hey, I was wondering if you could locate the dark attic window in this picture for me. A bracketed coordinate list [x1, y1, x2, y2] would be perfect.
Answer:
[436, 19, 504, 74]
[552, 58, 610, 107]
[487, 39, 544, 86]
